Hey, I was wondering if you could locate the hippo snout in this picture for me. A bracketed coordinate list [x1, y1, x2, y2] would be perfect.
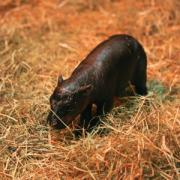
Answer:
[47, 111, 67, 129]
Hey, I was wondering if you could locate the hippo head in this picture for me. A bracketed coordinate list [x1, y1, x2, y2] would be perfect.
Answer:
[47, 75, 92, 129]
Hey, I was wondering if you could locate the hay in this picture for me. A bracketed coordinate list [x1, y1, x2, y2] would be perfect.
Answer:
[0, 0, 179, 179]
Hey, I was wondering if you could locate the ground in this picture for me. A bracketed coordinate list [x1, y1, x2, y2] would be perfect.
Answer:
[0, 0, 179, 179]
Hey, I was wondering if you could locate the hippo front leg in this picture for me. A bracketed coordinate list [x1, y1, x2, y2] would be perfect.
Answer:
[74, 104, 92, 137]
[88, 98, 114, 131]
[74, 99, 114, 137]
[97, 98, 114, 116]
[79, 104, 93, 129]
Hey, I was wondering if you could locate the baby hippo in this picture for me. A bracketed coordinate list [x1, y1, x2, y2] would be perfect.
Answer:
[47, 34, 147, 131]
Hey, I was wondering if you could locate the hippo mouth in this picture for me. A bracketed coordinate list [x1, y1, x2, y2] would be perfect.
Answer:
[47, 111, 76, 129]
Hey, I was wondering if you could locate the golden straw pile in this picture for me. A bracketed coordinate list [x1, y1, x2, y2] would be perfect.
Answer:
[0, 0, 179, 179]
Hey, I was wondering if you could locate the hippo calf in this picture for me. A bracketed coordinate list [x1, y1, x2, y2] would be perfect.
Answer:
[47, 34, 147, 132]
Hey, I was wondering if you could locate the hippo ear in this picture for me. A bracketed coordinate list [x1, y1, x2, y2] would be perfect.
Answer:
[75, 85, 93, 97]
[57, 75, 64, 86]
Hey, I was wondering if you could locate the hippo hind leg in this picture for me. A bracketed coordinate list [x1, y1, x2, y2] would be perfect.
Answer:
[131, 69, 147, 95]
[131, 49, 148, 96]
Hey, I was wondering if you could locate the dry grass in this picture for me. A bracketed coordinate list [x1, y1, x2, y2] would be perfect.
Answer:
[0, 0, 180, 179]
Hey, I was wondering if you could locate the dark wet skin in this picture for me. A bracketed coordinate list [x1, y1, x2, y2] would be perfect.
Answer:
[47, 34, 147, 135]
